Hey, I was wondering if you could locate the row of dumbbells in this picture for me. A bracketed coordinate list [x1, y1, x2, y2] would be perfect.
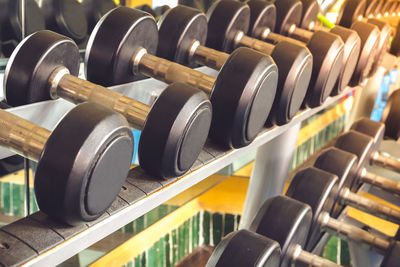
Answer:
[206, 117, 400, 267]
[0, 1, 395, 225]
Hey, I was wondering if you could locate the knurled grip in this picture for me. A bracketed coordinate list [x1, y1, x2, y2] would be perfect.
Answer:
[360, 168, 400, 196]
[190, 43, 229, 70]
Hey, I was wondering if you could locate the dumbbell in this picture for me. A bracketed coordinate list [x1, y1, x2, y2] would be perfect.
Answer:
[85, 7, 279, 148]
[1, 0, 46, 57]
[251, 195, 400, 267]
[248, 0, 358, 97]
[381, 89, 400, 140]
[40, 0, 88, 46]
[0, 102, 133, 224]
[289, 166, 400, 252]
[207, 0, 342, 110]
[314, 147, 400, 217]
[296, 0, 385, 83]
[157, 5, 311, 126]
[333, 130, 400, 174]
[5, 30, 212, 179]
[208, 198, 341, 267]
[80, 0, 117, 31]
[336, 0, 392, 75]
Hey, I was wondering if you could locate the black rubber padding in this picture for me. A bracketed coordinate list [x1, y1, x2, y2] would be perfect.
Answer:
[349, 21, 380, 86]
[274, 0, 303, 34]
[139, 83, 212, 178]
[249, 195, 312, 267]
[367, 18, 392, 76]
[364, 0, 379, 17]
[381, 89, 400, 140]
[329, 26, 361, 95]
[41, 0, 88, 44]
[0, 230, 37, 266]
[300, 0, 320, 30]
[337, 0, 366, 28]
[314, 148, 359, 212]
[211, 47, 278, 148]
[381, 241, 400, 267]
[206, 230, 281, 267]
[269, 41, 313, 125]
[85, 7, 158, 86]
[286, 167, 338, 251]
[350, 118, 385, 151]
[304, 31, 344, 107]
[247, 0, 277, 35]
[81, 0, 117, 31]
[157, 5, 207, 66]
[4, 30, 80, 107]
[206, 0, 250, 52]
[35, 102, 134, 225]
[333, 130, 375, 172]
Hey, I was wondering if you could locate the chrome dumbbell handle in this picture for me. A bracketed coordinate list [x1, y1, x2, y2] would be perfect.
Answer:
[371, 151, 400, 173]
[189, 40, 230, 70]
[292, 244, 342, 267]
[359, 168, 400, 196]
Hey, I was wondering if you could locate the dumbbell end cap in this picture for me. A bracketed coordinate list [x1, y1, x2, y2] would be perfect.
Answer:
[139, 83, 212, 179]
[35, 102, 134, 225]
[4, 30, 80, 107]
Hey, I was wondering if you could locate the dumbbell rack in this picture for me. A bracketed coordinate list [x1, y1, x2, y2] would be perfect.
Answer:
[0, 59, 394, 266]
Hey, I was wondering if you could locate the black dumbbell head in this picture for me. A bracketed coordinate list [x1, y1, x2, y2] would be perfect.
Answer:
[206, 0, 250, 52]
[367, 18, 392, 76]
[337, 0, 366, 28]
[139, 83, 212, 178]
[85, 7, 158, 86]
[314, 148, 359, 215]
[35, 102, 133, 225]
[157, 5, 207, 66]
[286, 167, 338, 251]
[381, 90, 400, 140]
[351, 118, 385, 151]
[81, 0, 117, 31]
[247, 0, 276, 35]
[304, 31, 344, 107]
[349, 21, 380, 86]
[381, 242, 400, 267]
[300, 0, 320, 30]
[329, 26, 361, 95]
[249, 195, 312, 267]
[4, 30, 80, 107]
[274, 0, 303, 34]
[333, 130, 375, 172]
[41, 0, 88, 44]
[211, 47, 278, 148]
[206, 230, 281, 267]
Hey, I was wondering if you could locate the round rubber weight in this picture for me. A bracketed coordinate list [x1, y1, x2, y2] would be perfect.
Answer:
[365, 0, 379, 17]
[206, 0, 250, 52]
[329, 26, 361, 95]
[367, 18, 392, 76]
[304, 31, 344, 108]
[349, 21, 380, 86]
[249, 195, 312, 267]
[207, 230, 281, 267]
[274, 0, 302, 34]
[314, 148, 359, 216]
[381, 90, 400, 140]
[85, 7, 158, 86]
[157, 5, 207, 66]
[139, 83, 212, 179]
[269, 41, 312, 125]
[286, 167, 338, 251]
[381, 242, 400, 267]
[211, 47, 278, 148]
[41, 0, 88, 43]
[35, 102, 133, 225]
[337, 0, 366, 28]
[247, 0, 276, 37]
[300, 0, 320, 30]
[350, 118, 385, 150]
[81, 0, 117, 31]
[4, 30, 80, 107]
[3, 0, 45, 42]
[333, 130, 375, 172]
